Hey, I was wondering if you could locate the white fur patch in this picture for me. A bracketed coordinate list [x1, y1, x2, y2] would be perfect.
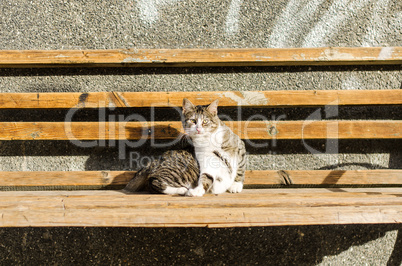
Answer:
[228, 181, 243, 193]
[163, 186, 188, 195]
[185, 186, 205, 197]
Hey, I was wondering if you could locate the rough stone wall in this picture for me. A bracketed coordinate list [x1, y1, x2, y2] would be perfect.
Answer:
[0, 0, 401, 265]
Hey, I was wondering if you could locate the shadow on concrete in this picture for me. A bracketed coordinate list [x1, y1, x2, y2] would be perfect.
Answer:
[388, 229, 402, 266]
[0, 225, 400, 265]
[0, 65, 401, 77]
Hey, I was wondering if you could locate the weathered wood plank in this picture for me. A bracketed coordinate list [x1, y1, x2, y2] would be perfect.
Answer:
[0, 90, 401, 108]
[1, 190, 401, 209]
[0, 189, 401, 227]
[0, 120, 400, 140]
[0, 171, 133, 187]
[4, 207, 401, 227]
[0, 47, 401, 68]
[245, 169, 402, 186]
[0, 170, 401, 188]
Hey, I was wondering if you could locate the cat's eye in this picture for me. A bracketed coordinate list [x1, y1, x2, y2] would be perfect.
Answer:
[189, 119, 197, 124]
[203, 119, 209, 124]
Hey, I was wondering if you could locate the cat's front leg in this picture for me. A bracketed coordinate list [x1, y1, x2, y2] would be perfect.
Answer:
[185, 173, 213, 197]
[227, 181, 243, 193]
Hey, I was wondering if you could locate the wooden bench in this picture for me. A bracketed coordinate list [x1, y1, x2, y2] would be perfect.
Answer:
[0, 47, 401, 227]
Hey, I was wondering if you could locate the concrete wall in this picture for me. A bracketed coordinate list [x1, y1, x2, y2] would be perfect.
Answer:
[0, 0, 401, 265]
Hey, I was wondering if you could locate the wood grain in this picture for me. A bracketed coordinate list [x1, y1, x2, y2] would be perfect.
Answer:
[0, 120, 400, 140]
[0, 170, 401, 188]
[0, 47, 401, 67]
[0, 189, 401, 227]
[0, 90, 401, 108]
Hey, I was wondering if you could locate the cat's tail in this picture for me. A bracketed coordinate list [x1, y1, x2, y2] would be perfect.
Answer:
[123, 167, 149, 192]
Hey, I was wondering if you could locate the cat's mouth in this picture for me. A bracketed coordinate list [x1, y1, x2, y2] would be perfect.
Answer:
[190, 131, 204, 137]
[184, 129, 205, 136]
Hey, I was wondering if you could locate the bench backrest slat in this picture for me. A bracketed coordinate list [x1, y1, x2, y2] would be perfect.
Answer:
[0, 47, 401, 67]
[0, 90, 401, 108]
[0, 120, 400, 140]
[0, 170, 401, 189]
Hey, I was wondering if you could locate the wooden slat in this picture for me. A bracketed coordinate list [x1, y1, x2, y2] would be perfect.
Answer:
[3, 187, 401, 196]
[1, 206, 399, 227]
[0, 171, 133, 188]
[245, 170, 402, 186]
[0, 90, 401, 108]
[0, 189, 401, 227]
[1, 189, 402, 208]
[0, 47, 401, 68]
[0, 120, 400, 140]
[0, 170, 401, 188]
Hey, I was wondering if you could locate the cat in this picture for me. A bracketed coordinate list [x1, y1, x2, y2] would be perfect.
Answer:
[182, 98, 247, 197]
[123, 150, 199, 195]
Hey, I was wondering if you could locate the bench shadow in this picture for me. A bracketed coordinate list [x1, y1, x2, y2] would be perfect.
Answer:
[125, 123, 184, 141]
[0, 225, 400, 265]
[317, 160, 401, 265]
[388, 229, 402, 266]
[1, 65, 401, 78]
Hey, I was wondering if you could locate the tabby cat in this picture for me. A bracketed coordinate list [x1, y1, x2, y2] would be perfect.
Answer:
[124, 150, 199, 195]
[182, 98, 247, 197]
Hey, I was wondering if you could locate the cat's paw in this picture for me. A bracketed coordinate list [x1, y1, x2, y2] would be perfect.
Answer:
[228, 182, 243, 193]
[185, 186, 205, 197]
[163, 186, 189, 195]
[176, 187, 189, 195]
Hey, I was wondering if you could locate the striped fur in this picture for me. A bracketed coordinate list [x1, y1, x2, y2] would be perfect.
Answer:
[213, 150, 233, 175]
[182, 98, 247, 196]
[124, 150, 199, 195]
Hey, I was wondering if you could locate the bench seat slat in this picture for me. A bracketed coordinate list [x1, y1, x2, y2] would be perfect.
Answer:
[0, 47, 401, 68]
[0, 120, 400, 140]
[3, 207, 401, 227]
[0, 170, 401, 189]
[1, 90, 401, 108]
[1, 190, 401, 208]
[0, 189, 401, 227]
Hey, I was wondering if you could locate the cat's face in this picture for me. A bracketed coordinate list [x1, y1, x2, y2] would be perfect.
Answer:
[182, 98, 220, 137]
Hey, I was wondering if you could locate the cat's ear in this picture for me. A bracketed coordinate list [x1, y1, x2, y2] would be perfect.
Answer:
[206, 99, 219, 116]
[182, 98, 195, 113]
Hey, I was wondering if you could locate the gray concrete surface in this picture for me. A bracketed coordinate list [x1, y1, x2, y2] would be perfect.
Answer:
[1, 0, 401, 49]
[0, 225, 401, 265]
[0, 0, 401, 265]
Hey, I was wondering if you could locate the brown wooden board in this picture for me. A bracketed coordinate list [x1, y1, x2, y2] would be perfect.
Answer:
[0, 90, 401, 108]
[0, 47, 401, 68]
[0, 120, 400, 140]
[0, 170, 401, 189]
[0, 188, 401, 227]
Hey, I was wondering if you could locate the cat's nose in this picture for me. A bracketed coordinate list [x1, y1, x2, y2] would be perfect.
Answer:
[196, 128, 202, 133]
